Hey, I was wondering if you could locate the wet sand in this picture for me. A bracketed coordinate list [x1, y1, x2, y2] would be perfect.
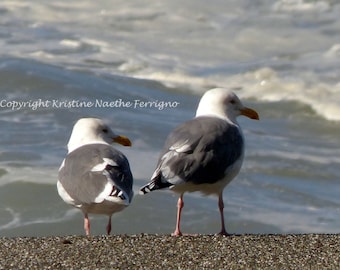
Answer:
[0, 234, 338, 269]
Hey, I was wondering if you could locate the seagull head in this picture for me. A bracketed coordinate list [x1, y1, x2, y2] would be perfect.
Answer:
[67, 118, 131, 152]
[195, 88, 259, 123]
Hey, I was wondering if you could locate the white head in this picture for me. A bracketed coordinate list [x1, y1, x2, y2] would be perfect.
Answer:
[196, 88, 259, 123]
[67, 118, 131, 153]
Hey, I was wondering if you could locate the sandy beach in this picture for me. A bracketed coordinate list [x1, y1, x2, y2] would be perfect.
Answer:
[0, 234, 338, 269]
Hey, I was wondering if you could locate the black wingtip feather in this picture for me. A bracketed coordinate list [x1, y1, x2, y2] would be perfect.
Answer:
[139, 176, 173, 195]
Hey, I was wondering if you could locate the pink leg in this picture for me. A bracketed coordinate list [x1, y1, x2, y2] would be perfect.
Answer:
[106, 215, 112, 235]
[172, 194, 184, 236]
[217, 192, 229, 236]
[84, 213, 91, 236]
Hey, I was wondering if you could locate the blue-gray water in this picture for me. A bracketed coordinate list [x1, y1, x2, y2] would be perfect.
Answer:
[0, 0, 339, 236]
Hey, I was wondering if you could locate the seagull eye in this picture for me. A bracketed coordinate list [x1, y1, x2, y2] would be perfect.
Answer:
[102, 128, 109, 133]
[230, 99, 236, 104]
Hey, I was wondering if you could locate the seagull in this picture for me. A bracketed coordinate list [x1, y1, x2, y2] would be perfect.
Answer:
[140, 88, 259, 236]
[57, 118, 133, 236]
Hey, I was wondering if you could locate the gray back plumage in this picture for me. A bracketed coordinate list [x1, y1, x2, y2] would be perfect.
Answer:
[58, 144, 133, 204]
[155, 116, 244, 185]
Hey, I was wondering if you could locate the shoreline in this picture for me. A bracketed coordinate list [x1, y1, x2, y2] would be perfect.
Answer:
[0, 234, 338, 269]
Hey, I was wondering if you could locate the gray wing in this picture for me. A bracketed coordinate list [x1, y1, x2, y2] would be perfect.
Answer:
[58, 144, 133, 204]
[140, 116, 243, 193]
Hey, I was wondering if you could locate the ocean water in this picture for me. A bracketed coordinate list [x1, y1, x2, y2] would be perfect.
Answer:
[0, 0, 339, 236]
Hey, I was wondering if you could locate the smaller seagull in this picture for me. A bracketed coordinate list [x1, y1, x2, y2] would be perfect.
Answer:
[140, 88, 259, 236]
[57, 118, 133, 236]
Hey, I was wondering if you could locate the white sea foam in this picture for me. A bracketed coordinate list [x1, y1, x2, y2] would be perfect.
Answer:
[138, 66, 340, 121]
[272, 0, 330, 13]
[2, 0, 339, 121]
[0, 208, 79, 232]
[230, 68, 340, 121]
[60, 39, 82, 48]
[0, 208, 20, 230]
[0, 166, 58, 187]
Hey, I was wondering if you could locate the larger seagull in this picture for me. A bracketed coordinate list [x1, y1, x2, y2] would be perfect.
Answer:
[58, 118, 133, 236]
[140, 88, 259, 236]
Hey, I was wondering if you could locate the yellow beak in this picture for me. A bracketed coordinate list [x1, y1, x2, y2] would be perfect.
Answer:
[240, 107, 260, 120]
[113, 135, 132, 147]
